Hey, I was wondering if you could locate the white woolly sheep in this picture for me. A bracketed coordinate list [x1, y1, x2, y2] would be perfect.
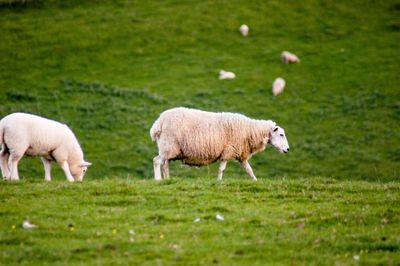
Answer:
[0, 112, 91, 182]
[272, 77, 286, 96]
[239, 24, 249, 37]
[281, 51, 300, 64]
[219, 70, 236, 80]
[150, 107, 290, 181]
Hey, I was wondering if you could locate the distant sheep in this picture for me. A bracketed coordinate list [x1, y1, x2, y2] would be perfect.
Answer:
[219, 70, 236, 80]
[239, 24, 249, 37]
[281, 51, 300, 64]
[150, 107, 289, 181]
[272, 77, 286, 96]
[0, 113, 91, 182]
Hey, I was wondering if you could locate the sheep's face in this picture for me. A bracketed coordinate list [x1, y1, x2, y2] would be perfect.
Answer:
[70, 161, 92, 181]
[269, 126, 290, 154]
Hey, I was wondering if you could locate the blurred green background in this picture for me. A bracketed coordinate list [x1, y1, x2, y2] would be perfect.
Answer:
[0, 0, 399, 181]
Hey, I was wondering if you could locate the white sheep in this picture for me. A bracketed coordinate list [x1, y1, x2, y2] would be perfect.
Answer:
[219, 70, 236, 80]
[272, 77, 286, 96]
[150, 107, 289, 181]
[239, 24, 249, 37]
[281, 51, 300, 64]
[0, 113, 91, 182]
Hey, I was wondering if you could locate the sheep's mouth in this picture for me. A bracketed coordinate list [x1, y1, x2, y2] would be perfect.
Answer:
[278, 148, 289, 154]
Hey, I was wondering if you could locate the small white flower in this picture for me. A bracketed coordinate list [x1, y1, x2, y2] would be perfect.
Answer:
[353, 254, 360, 261]
[129, 229, 135, 235]
[194, 217, 201, 223]
[216, 214, 224, 221]
[22, 220, 37, 229]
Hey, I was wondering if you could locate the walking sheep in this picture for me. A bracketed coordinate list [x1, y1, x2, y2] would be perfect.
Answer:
[272, 77, 286, 96]
[239, 24, 249, 37]
[0, 113, 91, 182]
[219, 70, 236, 80]
[281, 51, 300, 64]
[150, 107, 289, 181]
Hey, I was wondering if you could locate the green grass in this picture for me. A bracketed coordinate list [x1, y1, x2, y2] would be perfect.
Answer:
[0, 0, 399, 264]
[1, 178, 399, 265]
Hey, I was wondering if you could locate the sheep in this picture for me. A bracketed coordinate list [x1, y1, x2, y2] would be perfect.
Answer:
[219, 70, 236, 80]
[239, 24, 249, 37]
[281, 51, 300, 64]
[0, 112, 91, 182]
[150, 107, 289, 181]
[272, 77, 286, 96]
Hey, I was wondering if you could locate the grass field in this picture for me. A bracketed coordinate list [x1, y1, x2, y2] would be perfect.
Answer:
[0, 0, 399, 264]
[1, 178, 399, 265]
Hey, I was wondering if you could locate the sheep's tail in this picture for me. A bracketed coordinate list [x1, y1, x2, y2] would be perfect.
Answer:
[150, 118, 162, 141]
[0, 121, 3, 146]
[0, 121, 4, 155]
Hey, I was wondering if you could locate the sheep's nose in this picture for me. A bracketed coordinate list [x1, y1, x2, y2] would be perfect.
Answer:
[287, 148, 290, 152]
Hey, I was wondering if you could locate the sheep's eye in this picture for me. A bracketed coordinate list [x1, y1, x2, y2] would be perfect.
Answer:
[280, 134, 284, 137]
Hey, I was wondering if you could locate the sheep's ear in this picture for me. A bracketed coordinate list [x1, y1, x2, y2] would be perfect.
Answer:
[80, 161, 92, 167]
[273, 127, 279, 132]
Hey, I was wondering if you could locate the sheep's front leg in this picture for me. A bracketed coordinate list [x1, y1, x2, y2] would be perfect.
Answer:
[8, 153, 22, 181]
[60, 161, 75, 182]
[217, 160, 227, 180]
[41, 157, 52, 181]
[153, 155, 163, 181]
[240, 160, 257, 181]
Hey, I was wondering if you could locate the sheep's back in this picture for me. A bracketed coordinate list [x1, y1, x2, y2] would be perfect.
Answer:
[1, 113, 80, 156]
[158, 108, 257, 164]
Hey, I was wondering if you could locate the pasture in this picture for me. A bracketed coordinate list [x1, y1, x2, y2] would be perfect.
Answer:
[0, 0, 399, 264]
[1, 178, 399, 265]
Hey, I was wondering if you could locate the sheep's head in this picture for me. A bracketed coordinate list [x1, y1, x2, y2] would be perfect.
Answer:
[269, 126, 290, 154]
[70, 161, 92, 181]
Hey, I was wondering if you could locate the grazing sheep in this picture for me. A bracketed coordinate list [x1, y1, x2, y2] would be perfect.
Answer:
[281, 51, 300, 64]
[272, 77, 286, 96]
[0, 112, 91, 182]
[150, 107, 289, 181]
[239, 24, 249, 36]
[219, 70, 236, 80]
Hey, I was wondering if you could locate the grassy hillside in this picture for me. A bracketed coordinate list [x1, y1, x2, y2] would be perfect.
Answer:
[0, 1, 399, 265]
[0, 0, 398, 181]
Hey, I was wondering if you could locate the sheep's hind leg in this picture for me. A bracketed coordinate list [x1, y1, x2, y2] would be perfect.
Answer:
[240, 160, 257, 181]
[217, 160, 227, 180]
[0, 147, 10, 180]
[153, 155, 163, 181]
[162, 159, 170, 179]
